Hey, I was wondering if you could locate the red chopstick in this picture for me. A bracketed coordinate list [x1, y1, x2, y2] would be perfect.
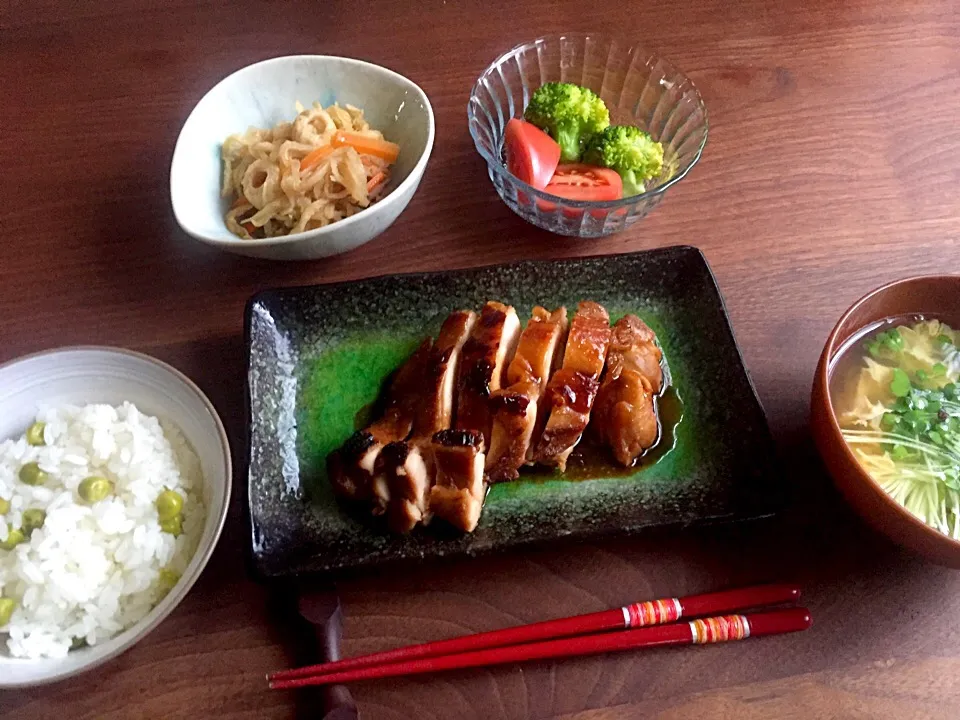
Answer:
[269, 583, 799, 684]
[270, 607, 811, 689]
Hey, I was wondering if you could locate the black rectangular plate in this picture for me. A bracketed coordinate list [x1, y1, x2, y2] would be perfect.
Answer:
[245, 246, 779, 577]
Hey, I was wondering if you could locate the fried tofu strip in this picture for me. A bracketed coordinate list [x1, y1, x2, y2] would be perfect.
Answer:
[486, 307, 568, 482]
[533, 301, 611, 471]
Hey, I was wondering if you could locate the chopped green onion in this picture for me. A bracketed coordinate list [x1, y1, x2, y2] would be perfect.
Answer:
[891, 445, 910, 461]
[891, 369, 912, 397]
[885, 329, 904, 351]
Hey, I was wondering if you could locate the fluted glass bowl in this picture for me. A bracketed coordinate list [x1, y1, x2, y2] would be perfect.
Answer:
[468, 35, 708, 237]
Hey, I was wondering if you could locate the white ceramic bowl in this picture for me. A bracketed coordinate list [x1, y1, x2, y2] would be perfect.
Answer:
[170, 55, 435, 260]
[0, 347, 232, 687]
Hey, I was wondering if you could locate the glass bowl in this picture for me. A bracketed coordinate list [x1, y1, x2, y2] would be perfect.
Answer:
[468, 35, 708, 237]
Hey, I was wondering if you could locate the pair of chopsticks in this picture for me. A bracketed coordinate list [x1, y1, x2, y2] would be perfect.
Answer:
[268, 583, 810, 690]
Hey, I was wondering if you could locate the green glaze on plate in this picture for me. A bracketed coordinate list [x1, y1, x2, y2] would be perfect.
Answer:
[297, 334, 420, 494]
[245, 246, 779, 577]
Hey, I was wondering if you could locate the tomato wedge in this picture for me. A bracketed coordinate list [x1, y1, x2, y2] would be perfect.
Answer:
[504, 118, 561, 190]
[543, 164, 622, 202]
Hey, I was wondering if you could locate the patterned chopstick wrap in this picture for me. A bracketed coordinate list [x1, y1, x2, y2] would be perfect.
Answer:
[688, 614, 750, 644]
[621, 598, 682, 627]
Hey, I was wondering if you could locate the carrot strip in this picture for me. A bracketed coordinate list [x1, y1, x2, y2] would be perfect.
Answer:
[301, 145, 334, 172]
[366, 172, 387, 193]
[331, 131, 400, 163]
[231, 195, 250, 210]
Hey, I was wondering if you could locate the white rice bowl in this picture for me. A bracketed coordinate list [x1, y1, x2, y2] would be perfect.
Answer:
[0, 402, 205, 659]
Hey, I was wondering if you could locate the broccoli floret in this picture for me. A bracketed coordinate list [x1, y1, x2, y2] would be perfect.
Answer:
[523, 83, 610, 163]
[583, 125, 664, 196]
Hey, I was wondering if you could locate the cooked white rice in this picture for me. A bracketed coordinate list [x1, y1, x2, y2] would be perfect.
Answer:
[0, 402, 205, 659]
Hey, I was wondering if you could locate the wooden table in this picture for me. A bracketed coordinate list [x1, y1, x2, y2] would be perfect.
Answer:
[3, 0, 960, 717]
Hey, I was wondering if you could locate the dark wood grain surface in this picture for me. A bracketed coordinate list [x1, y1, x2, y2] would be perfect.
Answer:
[3, 0, 960, 717]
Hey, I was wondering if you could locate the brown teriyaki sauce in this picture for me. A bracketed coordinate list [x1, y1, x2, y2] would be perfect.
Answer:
[559, 384, 683, 480]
